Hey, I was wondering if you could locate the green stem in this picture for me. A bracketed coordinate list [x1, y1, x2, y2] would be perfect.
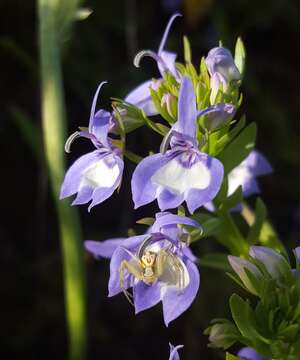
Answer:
[38, 2, 86, 360]
[216, 207, 249, 256]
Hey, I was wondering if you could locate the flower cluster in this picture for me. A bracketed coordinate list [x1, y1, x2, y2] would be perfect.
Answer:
[60, 12, 281, 358]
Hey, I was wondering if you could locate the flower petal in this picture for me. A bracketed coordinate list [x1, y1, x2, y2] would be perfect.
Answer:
[152, 213, 201, 232]
[295, 247, 300, 263]
[152, 156, 212, 195]
[108, 235, 148, 297]
[238, 347, 267, 360]
[245, 150, 273, 176]
[72, 186, 94, 205]
[157, 189, 185, 211]
[172, 77, 197, 141]
[90, 109, 111, 147]
[133, 281, 161, 314]
[169, 343, 183, 360]
[185, 155, 224, 213]
[162, 259, 200, 326]
[159, 50, 177, 78]
[131, 153, 170, 209]
[60, 150, 104, 199]
[88, 156, 124, 210]
[125, 80, 158, 116]
[84, 239, 126, 259]
[158, 13, 181, 55]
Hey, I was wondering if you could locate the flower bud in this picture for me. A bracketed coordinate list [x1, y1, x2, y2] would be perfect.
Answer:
[208, 322, 239, 349]
[249, 246, 291, 280]
[151, 79, 163, 91]
[202, 103, 236, 131]
[206, 47, 241, 84]
[228, 255, 262, 295]
[161, 93, 177, 118]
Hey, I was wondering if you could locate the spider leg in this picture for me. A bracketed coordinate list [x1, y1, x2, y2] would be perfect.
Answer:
[155, 250, 167, 277]
[168, 252, 185, 291]
[119, 259, 143, 306]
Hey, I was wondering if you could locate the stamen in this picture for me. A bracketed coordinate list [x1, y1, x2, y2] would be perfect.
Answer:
[133, 50, 169, 73]
[64, 131, 81, 153]
[160, 129, 173, 154]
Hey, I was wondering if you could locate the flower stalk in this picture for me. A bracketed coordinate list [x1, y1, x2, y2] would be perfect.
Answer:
[38, 1, 86, 360]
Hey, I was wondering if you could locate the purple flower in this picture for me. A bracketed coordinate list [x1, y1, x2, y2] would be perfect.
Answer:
[238, 347, 268, 360]
[204, 150, 272, 212]
[131, 77, 224, 213]
[125, 13, 181, 116]
[60, 82, 124, 211]
[169, 343, 183, 360]
[227, 150, 272, 197]
[205, 47, 241, 103]
[85, 212, 201, 326]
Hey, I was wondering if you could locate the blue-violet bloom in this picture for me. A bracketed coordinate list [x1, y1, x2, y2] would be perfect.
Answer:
[204, 150, 272, 212]
[238, 347, 268, 360]
[60, 82, 124, 211]
[227, 150, 272, 197]
[131, 76, 224, 213]
[85, 211, 201, 326]
[125, 13, 181, 116]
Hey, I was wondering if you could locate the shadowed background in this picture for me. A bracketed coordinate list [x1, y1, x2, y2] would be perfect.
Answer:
[1, 0, 300, 358]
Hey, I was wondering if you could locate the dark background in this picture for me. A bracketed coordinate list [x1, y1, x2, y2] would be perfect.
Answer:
[1, 0, 300, 359]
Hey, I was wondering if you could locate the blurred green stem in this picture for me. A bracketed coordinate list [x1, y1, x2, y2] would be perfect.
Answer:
[38, 1, 86, 360]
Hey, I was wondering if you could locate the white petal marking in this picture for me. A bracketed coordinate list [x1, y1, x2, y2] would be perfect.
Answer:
[151, 158, 211, 194]
[81, 158, 119, 189]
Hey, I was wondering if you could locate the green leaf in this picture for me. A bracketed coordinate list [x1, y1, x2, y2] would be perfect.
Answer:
[191, 213, 222, 239]
[136, 217, 155, 226]
[213, 115, 246, 155]
[226, 353, 241, 360]
[141, 109, 170, 136]
[221, 186, 243, 211]
[183, 35, 192, 63]
[219, 122, 256, 174]
[235, 37, 246, 76]
[124, 149, 142, 164]
[111, 98, 146, 133]
[247, 198, 267, 244]
[230, 294, 270, 344]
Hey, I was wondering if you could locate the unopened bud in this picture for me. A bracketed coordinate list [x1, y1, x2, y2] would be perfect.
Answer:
[161, 93, 177, 118]
[228, 255, 262, 295]
[249, 246, 291, 280]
